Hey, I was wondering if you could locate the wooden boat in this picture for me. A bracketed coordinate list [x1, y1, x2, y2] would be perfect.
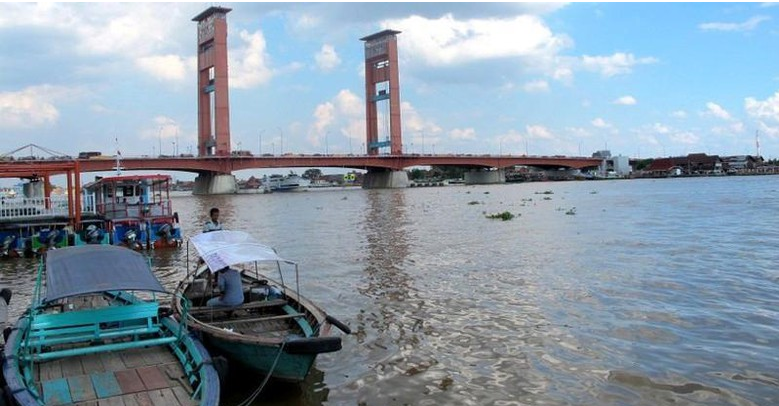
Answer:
[172, 230, 351, 382]
[1, 245, 221, 405]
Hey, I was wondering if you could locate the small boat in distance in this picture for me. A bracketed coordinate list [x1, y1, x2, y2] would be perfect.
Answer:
[2, 245, 220, 405]
[82, 174, 182, 249]
[263, 172, 310, 192]
[173, 230, 351, 382]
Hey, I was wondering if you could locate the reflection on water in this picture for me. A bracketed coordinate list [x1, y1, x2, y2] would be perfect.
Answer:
[1, 178, 778, 405]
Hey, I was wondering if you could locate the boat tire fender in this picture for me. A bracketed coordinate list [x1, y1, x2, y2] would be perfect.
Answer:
[0, 289, 11, 306]
[326, 315, 352, 335]
[283, 336, 342, 354]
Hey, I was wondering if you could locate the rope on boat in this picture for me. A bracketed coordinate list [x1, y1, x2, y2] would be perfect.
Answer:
[235, 341, 286, 406]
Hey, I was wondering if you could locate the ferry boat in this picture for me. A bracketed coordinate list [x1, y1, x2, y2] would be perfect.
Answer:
[82, 174, 182, 250]
[263, 172, 310, 192]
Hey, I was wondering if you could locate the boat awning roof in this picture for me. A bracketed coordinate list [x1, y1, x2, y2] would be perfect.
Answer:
[43, 245, 167, 303]
[190, 230, 293, 273]
[82, 174, 171, 190]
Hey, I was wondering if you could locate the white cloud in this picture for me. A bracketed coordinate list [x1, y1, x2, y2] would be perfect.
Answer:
[566, 127, 591, 138]
[140, 116, 181, 142]
[0, 3, 191, 58]
[230, 30, 274, 89]
[526, 124, 554, 139]
[315, 44, 341, 71]
[670, 131, 699, 145]
[135, 54, 191, 82]
[591, 118, 612, 128]
[90, 104, 112, 114]
[699, 15, 770, 32]
[704, 102, 732, 120]
[653, 123, 671, 134]
[292, 13, 321, 31]
[614, 95, 637, 105]
[757, 120, 779, 138]
[308, 90, 365, 148]
[745, 91, 779, 122]
[402, 102, 442, 137]
[312, 103, 335, 139]
[711, 121, 745, 135]
[581, 52, 657, 77]
[384, 14, 569, 67]
[0, 85, 74, 129]
[552, 67, 573, 83]
[671, 110, 688, 118]
[450, 128, 477, 140]
[523, 80, 549, 93]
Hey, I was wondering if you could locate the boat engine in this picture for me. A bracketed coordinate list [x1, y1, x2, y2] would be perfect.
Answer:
[156, 223, 172, 242]
[123, 229, 139, 249]
[1, 235, 16, 257]
[46, 229, 61, 249]
[85, 225, 104, 244]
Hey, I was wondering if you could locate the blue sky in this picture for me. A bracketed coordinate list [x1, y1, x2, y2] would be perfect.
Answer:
[2, 2, 779, 182]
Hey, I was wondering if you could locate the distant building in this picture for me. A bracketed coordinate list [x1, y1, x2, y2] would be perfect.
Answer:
[643, 153, 724, 176]
[612, 155, 631, 176]
[721, 155, 761, 172]
[594, 151, 632, 177]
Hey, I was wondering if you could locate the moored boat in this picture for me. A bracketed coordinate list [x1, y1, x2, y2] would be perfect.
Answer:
[173, 230, 351, 382]
[1, 245, 220, 405]
[82, 174, 182, 249]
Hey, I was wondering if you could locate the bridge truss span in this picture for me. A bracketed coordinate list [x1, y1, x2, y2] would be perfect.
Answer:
[69, 155, 602, 175]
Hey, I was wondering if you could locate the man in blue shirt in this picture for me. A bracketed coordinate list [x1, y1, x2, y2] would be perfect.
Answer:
[207, 267, 244, 308]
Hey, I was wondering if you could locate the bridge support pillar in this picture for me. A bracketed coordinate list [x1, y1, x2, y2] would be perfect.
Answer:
[193, 173, 237, 195]
[362, 169, 409, 189]
[464, 169, 506, 185]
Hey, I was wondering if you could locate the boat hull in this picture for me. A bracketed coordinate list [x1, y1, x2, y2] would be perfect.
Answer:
[202, 333, 317, 382]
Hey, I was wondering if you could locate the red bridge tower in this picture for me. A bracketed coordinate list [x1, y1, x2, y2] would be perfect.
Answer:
[361, 30, 402, 156]
[193, 7, 232, 157]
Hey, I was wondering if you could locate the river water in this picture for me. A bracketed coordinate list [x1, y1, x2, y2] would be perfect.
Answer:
[1, 176, 778, 406]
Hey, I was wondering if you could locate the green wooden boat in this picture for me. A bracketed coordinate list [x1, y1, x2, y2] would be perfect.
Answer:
[2, 245, 221, 405]
[173, 230, 351, 382]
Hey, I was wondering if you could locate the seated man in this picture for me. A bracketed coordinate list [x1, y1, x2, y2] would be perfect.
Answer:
[207, 267, 244, 308]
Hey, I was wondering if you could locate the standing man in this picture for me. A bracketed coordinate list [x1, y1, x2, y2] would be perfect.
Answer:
[203, 207, 222, 233]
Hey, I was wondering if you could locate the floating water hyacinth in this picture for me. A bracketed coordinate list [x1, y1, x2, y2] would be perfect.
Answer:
[485, 211, 516, 221]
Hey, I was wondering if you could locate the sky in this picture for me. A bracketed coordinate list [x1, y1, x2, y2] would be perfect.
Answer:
[1, 2, 779, 182]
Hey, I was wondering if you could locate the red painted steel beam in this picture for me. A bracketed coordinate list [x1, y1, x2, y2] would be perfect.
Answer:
[1, 155, 603, 179]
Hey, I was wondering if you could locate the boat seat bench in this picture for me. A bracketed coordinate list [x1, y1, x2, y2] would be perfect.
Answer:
[22, 301, 176, 361]
[188, 298, 287, 315]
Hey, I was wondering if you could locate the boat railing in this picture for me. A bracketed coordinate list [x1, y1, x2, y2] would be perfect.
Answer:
[96, 199, 174, 220]
[0, 195, 98, 221]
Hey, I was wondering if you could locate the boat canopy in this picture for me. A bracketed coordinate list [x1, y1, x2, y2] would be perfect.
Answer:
[43, 245, 167, 303]
[190, 230, 293, 273]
